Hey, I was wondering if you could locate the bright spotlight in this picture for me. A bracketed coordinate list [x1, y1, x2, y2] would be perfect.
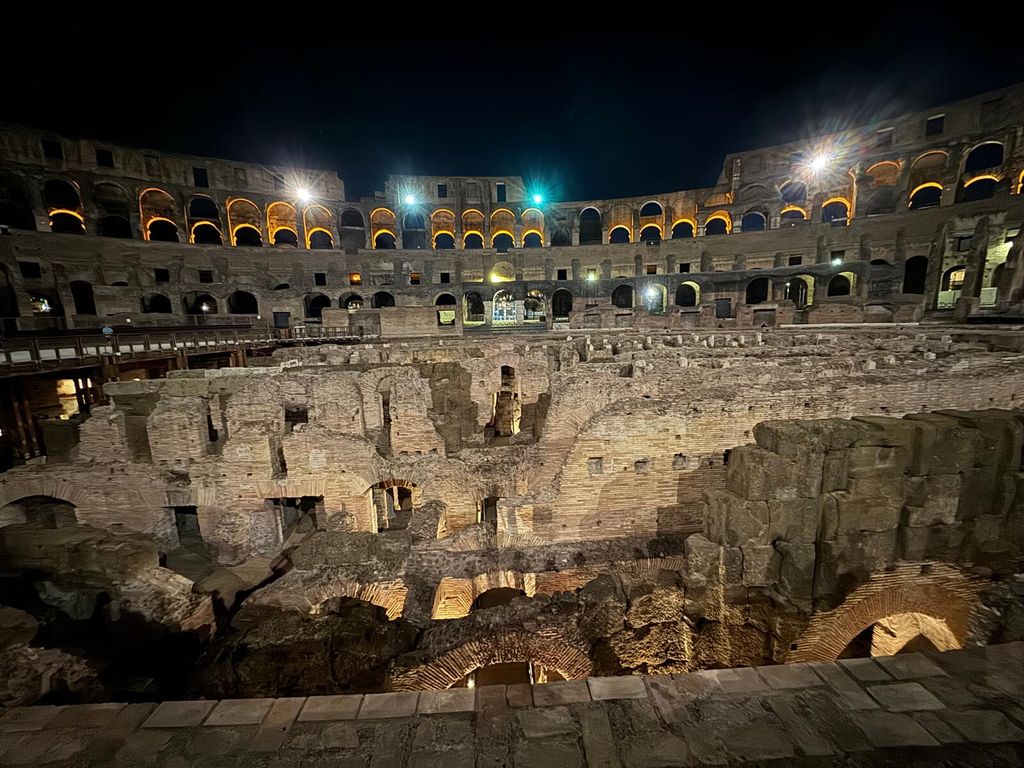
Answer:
[532, 193, 543, 205]
[831, 258, 842, 266]
[296, 188, 311, 204]
[200, 303, 210, 312]
[404, 194, 417, 205]
[810, 153, 831, 173]
[646, 288, 656, 299]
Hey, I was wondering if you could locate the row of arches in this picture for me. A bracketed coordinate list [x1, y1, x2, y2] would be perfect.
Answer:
[371, 207, 548, 251]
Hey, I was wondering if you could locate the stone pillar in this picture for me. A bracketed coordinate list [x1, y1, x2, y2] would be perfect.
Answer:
[923, 223, 949, 310]
[858, 234, 872, 262]
[700, 251, 713, 272]
[633, 254, 643, 277]
[571, 259, 582, 281]
[961, 217, 991, 299]
[816, 235, 828, 264]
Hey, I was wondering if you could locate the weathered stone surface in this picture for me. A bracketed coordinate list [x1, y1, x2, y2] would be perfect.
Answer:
[867, 682, 945, 711]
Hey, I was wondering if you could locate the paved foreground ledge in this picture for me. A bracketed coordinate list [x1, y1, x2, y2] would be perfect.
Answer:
[1, 644, 1023, 766]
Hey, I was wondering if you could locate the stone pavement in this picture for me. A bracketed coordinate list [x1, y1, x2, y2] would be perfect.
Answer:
[1, 643, 1022, 767]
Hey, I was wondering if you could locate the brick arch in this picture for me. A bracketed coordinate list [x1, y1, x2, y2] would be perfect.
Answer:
[431, 569, 537, 619]
[389, 629, 592, 690]
[248, 573, 408, 620]
[787, 563, 982, 662]
[869, 612, 959, 657]
[0, 478, 85, 510]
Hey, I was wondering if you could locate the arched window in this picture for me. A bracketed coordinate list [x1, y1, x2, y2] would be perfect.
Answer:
[609, 226, 630, 244]
[189, 197, 220, 220]
[639, 225, 661, 243]
[822, 199, 850, 225]
[611, 284, 633, 308]
[522, 231, 543, 248]
[492, 289, 515, 324]
[370, 207, 398, 249]
[227, 291, 258, 315]
[341, 293, 363, 310]
[338, 208, 364, 249]
[183, 292, 218, 315]
[369, 480, 416, 531]
[741, 212, 766, 232]
[305, 293, 331, 319]
[431, 209, 456, 249]
[192, 222, 222, 245]
[148, 219, 179, 242]
[308, 230, 333, 249]
[70, 280, 96, 315]
[272, 228, 298, 246]
[524, 289, 545, 321]
[780, 207, 807, 226]
[98, 215, 131, 238]
[464, 291, 485, 322]
[902, 256, 928, 294]
[492, 232, 514, 252]
[435, 293, 457, 326]
[779, 181, 806, 204]
[43, 179, 81, 210]
[639, 201, 663, 217]
[234, 225, 263, 247]
[141, 293, 172, 313]
[434, 232, 455, 249]
[371, 291, 395, 308]
[909, 184, 942, 210]
[963, 142, 1004, 174]
[704, 214, 730, 235]
[642, 284, 666, 314]
[579, 208, 602, 244]
[941, 265, 967, 291]
[675, 282, 699, 307]
[745, 277, 770, 305]
[672, 220, 695, 239]
[374, 231, 396, 249]
[552, 289, 573, 321]
[340, 209, 364, 228]
[267, 201, 298, 247]
[961, 177, 998, 202]
[788, 276, 812, 309]
[402, 212, 426, 249]
[464, 232, 483, 249]
[827, 274, 852, 296]
[50, 211, 85, 234]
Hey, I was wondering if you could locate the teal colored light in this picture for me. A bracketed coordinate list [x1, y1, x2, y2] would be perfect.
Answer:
[404, 194, 416, 205]
[532, 193, 543, 204]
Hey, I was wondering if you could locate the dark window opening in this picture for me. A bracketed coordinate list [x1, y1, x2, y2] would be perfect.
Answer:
[18, 261, 42, 279]
[314, 272, 327, 286]
[480, 496, 499, 525]
[788, 256, 802, 266]
[495, 182, 506, 203]
[272, 174, 285, 192]
[557, 268, 568, 280]
[646, 265, 657, 275]
[284, 407, 309, 434]
[678, 263, 690, 273]
[154, 268, 170, 283]
[41, 139, 63, 160]
[198, 269, 214, 284]
[925, 115, 945, 137]
[410, 272, 421, 285]
[437, 183, 448, 199]
[876, 129, 894, 148]
[371, 482, 414, 531]
[193, 167, 209, 188]
[440, 272, 451, 284]
[95, 148, 114, 168]
[173, 506, 201, 545]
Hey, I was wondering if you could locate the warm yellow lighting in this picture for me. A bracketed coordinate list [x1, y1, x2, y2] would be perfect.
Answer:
[489, 207, 515, 220]
[671, 217, 697, 236]
[431, 230, 455, 247]
[144, 216, 178, 240]
[305, 226, 333, 248]
[231, 223, 262, 245]
[349, 272, 362, 285]
[907, 182, 943, 206]
[608, 225, 631, 242]
[780, 204, 808, 218]
[462, 229, 483, 244]
[866, 160, 901, 174]
[490, 229, 515, 246]
[963, 174, 1002, 187]
[1018, 170, 1024, 194]
[372, 227, 396, 247]
[704, 211, 732, 233]
[911, 150, 949, 168]
[189, 220, 222, 243]
[48, 208, 84, 222]
[521, 228, 544, 242]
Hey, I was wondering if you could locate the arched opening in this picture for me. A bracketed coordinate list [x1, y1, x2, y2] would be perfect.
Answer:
[341, 293, 364, 311]
[402, 212, 427, 249]
[780, 207, 807, 226]
[339, 208, 365, 249]
[188, 196, 220, 221]
[464, 291, 485, 323]
[827, 274, 852, 297]
[608, 226, 630, 244]
[741, 212, 766, 232]
[227, 291, 258, 315]
[43, 179, 81, 210]
[370, 480, 416, 531]
[963, 142, 1004, 174]
[472, 588, 526, 612]
[305, 293, 331, 319]
[491, 289, 516, 325]
[522, 231, 542, 248]
[141, 293, 172, 313]
[488, 260, 513, 286]
[374, 231, 396, 249]
[464, 232, 483, 249]
[990, 263, 1005, 289]
[308, 229, 333, 249]
[191, 222, 222, 245]
[487, 364, 520, 438]
[183, 292, 218, 315]
[371, 291, 395, 309]
[234, 225, 263, 247]
[611, 284, 633, 308]
[520, 208, 544, 243]
[552, 289, 572, 321]
[98, 215, 132, 238]
[787, 276, 812, 309]
[745, 277, 770, 305]
[822, 199, 850, 225]
[642, 284, 666, 314]
[340, 209, 364, 228]
[704, 215, 729, 236]
[272, 228, 298, 246]
[902, 256, 928, 294]
[639, 225, 661, 243]
[941, 264, 967, 291]
[579, 208, 603, 244]
[434, 232, 455, 250]
[961, 176, 998, 202]
[524, 289, 545, 322]
[492, 232, 514, 252]
[672, 220, 695, 239]
[50, 211, 85, 234]
[435, 293, 457, 326]
[639, 201, 663, 217]
[70, 280, 96, 315]
[779, 181, 806, 204]
[0, 496, 76, 528]
[675, 282, 698, 307]
[147, 219, 179, 242]
[909, 184, 942, 210]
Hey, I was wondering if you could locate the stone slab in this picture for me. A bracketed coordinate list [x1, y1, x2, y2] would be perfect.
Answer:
[51, 703, 127, 728]
[838, 657, 891, 682]
[912, 711, 964, 743]
[519, 706, 577, 738]
[408, 749, 475, 768]
[515, 737, 583, 768]
[417, 688, 476, 715]
[588, 675, 647, 700]
[579, 707, 622, 768]
[767, 697, 835, 756]
[298, 695, 363, 721]
[620, 732, 690, 767]
[756, 662, 825, 690]
[850, 711, 940, 748]
[532, 680, 591, 707]
[0, 706, 63, 732]
[807, 662, 878, 710]
[248, 697, 305, 751]
[874, 652, 947, 680]
[204, 698, 274, 726]
[699, 666, 767, 694]
[867, 682, 945, 712]
[142, 701, 216, 728]
[724, 723, 796, 761]
[939, 709, 1024, 743]
[506, 683, 534, 708]
[358, 691, 419, 720]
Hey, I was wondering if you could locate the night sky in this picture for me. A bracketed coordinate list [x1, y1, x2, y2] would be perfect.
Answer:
[4, 14, 1021, 202]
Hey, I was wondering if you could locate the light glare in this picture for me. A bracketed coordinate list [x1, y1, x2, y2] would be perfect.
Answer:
[810, 153, 831, 172]
[404, 194, 416, 205]
[296, 188, 311, 204]
[532, 193, 543, 204]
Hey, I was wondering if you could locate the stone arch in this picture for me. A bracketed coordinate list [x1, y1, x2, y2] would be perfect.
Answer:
[740, 211, 767, 232]
[675, 281, 700, 307]
[0, 479, 84, 527]
[389, 629, 592, 690]
[962, 141, 1004, 175]
[787, 563, 982, 662]
[431, 570, 537, 619]
[578, 207, 602, 244]
[248, 573, 408, 620]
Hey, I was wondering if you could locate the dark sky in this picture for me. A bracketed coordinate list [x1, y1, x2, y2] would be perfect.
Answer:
[4, 13, 1021, 202]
